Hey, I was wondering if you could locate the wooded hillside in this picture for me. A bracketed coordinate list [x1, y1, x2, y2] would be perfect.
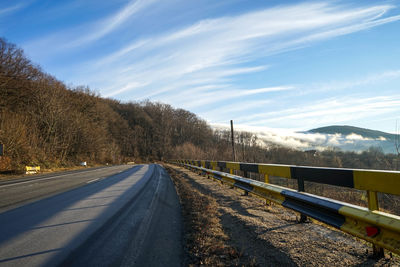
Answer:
[1, 37, 399, 172]
[0, 37, 220, 170]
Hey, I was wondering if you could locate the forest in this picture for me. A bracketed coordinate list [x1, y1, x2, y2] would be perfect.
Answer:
[1, 37, 399, 172]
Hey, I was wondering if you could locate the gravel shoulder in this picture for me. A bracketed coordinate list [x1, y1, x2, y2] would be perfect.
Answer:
[165, 164, 400, 267]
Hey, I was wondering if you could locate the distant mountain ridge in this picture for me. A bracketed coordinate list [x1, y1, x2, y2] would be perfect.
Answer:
[308, 125, 397, 141]
[306, 125, 399, 154]
[217, 124, 399, 154]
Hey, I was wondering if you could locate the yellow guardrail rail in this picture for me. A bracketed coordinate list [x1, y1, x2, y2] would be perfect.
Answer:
[170, 159, 400, 258]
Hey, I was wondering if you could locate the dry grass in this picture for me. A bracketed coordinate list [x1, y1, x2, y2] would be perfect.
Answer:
[165, 165, 257, 266]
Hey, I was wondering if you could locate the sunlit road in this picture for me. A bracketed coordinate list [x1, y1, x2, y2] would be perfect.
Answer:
[0, 164, 183, 267]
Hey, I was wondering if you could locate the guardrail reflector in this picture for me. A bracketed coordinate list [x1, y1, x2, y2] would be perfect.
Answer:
[366, 226, 380, 237]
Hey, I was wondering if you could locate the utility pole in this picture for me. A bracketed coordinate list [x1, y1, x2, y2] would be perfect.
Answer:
[396, 120, 400, 170]
[230, 120, 236, 161]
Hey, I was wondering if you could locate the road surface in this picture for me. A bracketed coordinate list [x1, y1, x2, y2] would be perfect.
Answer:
[0, 165, 134, 213]
[0, 164, 183, 267]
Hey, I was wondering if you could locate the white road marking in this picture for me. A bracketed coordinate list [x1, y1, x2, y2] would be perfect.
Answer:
[86, 178, 100, 184]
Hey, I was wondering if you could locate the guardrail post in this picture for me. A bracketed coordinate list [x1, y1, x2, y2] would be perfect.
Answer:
[264, 174, 269, 184]
[265, 174, 271, 205]
[243, 171, 249, 196]
[367, 190, 379, 210]
[367, 190, 385, 258]
[210, 165, 215, 180]
[297, 176, 307, 223]
[229, 169, 235, 188]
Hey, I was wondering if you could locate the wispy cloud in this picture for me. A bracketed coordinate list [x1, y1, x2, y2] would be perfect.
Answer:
[161, 86, 294, 110]
[301, 69, 400, 95]
[24, 0, 157, 52]
[225, 69, 400, 129]
[240, 95, 400, 129]
[75, 2, 400, 103]
[21, 1, 400, 132]
[202, 99, 272, 119]
[68, 0, 157, 48]
[0, 3, 26, 16]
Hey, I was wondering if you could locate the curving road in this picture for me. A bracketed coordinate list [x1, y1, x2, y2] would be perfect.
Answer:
[0, 164, 183, 267]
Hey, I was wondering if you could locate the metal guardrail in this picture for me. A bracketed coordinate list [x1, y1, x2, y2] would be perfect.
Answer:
[171, 160, 400, 257]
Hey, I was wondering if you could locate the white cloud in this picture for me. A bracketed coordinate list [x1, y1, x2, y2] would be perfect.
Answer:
[0, 3, 25, 16]
[346, 133, 371, 141]
[161, 86, 294, 110]
[20, 2, 400, 132]
[74, 2, 400, 106]
[302, 69, 400, 95]
[68, 0, 157, 47]
[240, 95, 400, 129]
[202, 99, 273, 120]
[24, 0, 157, 52]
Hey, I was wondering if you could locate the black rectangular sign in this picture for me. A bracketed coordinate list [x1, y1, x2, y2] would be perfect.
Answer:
[0, 144, 3, 156]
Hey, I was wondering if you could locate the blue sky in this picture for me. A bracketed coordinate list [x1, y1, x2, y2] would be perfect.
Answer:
[2, 0, 400, 133]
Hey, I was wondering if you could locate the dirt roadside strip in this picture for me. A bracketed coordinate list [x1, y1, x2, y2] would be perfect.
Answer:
[164, 164, 400, 267]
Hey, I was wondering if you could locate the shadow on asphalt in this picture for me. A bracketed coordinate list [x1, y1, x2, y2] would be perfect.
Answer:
[0, 165, 149, 265]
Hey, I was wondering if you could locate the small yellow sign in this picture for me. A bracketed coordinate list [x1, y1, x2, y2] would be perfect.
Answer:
[25, 166, 40, 174]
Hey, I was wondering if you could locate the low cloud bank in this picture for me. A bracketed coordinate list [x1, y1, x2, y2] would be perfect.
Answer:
[212, 124, 395, 154]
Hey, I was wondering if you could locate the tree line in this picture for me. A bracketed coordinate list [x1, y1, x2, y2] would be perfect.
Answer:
[0, 37, 217, 170]
[0, 37, 398, 172]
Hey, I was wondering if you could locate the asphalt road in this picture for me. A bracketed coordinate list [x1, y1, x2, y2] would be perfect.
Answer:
[0, 165, 134, 213]
[0, 164, 183, 267]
